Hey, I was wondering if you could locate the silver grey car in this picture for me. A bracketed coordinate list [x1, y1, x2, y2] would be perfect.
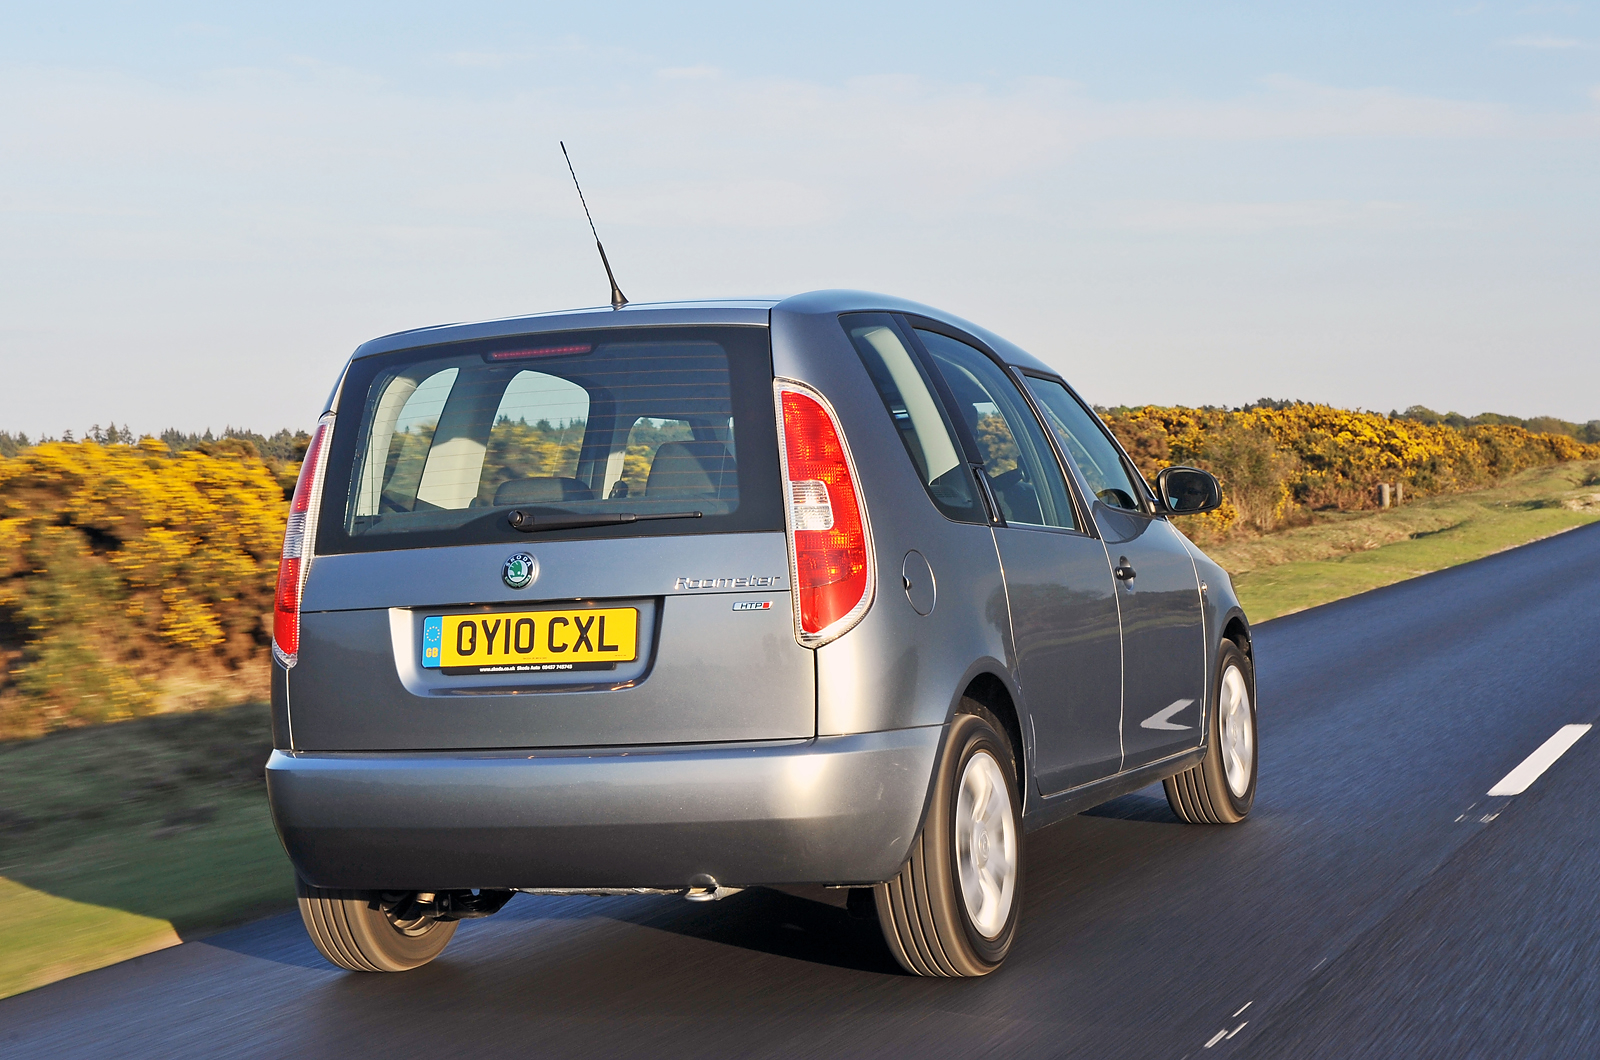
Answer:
[266, 290, 1256, 977]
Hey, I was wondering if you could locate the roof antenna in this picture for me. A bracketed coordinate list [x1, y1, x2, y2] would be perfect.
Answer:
[560, 141, 627, 309]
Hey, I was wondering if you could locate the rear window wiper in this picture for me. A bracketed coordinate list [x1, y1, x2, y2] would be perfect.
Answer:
[507, 509, 703, 533]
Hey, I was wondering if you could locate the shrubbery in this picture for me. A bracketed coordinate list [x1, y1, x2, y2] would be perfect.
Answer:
[1101, 402, 1600, 537]
[0, 437, 302, 738]
[1, 403, 1593, 737]
[1390, 405, 1600, 443]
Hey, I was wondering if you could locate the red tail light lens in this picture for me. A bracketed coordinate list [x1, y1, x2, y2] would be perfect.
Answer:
[776, 381, 874, 646]
[273, 414, 335, 668]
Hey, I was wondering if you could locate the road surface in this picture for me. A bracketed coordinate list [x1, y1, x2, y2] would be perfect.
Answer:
[6, 522, 1600, 1059]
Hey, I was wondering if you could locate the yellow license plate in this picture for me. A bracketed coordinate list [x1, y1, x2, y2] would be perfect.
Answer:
[422, 607, 638, 675]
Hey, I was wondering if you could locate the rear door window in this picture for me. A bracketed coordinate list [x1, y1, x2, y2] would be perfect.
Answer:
[841, 313, 985, 523]
[914, 329, 1077, 531]
[322, 325, 781, 552]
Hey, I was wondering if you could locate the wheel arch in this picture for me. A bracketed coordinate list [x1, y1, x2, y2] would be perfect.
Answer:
[957, 669, 1026, 783]
[1221, 609, 1252, 659]
[901, 659, 1027, 847]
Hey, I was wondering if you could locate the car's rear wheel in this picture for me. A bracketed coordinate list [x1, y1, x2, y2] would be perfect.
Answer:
[873, 703, 1023, 976]
[1164, 639, 1257, 824]
[296, 879, 458, 972]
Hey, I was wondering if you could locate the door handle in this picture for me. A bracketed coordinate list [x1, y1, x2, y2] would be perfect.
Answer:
[1114, 557, 1137, 581]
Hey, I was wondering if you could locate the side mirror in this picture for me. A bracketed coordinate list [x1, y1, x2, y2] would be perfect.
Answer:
[1155, 466, 1222, 515]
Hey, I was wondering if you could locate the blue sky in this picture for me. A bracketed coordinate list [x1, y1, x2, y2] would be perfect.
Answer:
[2, 2, 1598, 432]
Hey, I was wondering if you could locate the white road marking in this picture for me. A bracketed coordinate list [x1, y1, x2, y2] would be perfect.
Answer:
[1141, 698, 1195, 731]
[1487, 724, 1592, 796]
[1227, 1022, 1248, 1039]
[1204, 1030, 1228, 1048]
[1456, 797, 1510, 824]
[1232, 1001, 1252, 1018]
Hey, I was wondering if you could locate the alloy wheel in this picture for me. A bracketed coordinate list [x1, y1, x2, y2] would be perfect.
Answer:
[1218, 664, 1254, 798]
[954, 750, 1018, 939]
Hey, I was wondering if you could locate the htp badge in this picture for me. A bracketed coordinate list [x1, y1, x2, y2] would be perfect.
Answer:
[502, 552, 538, 590]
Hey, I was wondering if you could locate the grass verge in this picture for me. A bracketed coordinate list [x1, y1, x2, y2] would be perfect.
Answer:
[0, 703, 292, 999]
[1208, 459, 1600, 620]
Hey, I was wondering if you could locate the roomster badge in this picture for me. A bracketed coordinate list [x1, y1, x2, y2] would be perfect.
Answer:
[502, 552, 538, 590]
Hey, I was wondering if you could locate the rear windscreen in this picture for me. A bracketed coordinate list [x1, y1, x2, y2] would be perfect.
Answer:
[317, 325, 782, 553]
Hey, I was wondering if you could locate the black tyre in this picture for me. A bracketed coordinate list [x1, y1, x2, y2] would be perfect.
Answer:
[874, 702, 1023, 977]
[1165, 639, 1257, 824]
[296, 879, 458, 972]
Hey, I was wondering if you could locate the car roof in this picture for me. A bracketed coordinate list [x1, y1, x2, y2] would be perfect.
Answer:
[350, 299, 778, 359]
[350, 290, 1056, 375]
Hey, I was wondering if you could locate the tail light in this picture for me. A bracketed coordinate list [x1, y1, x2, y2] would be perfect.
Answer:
[272, 413, 335, 668]
[774, 379, 875, 647]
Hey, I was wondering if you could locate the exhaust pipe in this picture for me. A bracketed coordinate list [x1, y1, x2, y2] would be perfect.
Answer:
[513, 877, 744, 902]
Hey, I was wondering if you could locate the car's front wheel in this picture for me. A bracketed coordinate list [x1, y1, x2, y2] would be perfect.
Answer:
[297, 879, 459, 972]
[873, 703, 1023, 976]
[1164, 639, 1257, 824]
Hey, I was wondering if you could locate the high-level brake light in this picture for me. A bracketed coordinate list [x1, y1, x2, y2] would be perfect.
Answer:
[775, 380, 875, 647]
[273, 413, 335, 668]
[486, 344, 593, 362]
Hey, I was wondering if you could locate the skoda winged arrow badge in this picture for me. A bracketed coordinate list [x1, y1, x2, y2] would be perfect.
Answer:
[502, 552, 537, 590]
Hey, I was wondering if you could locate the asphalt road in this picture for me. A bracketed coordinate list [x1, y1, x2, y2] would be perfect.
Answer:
[6, 522, 1600, 1059]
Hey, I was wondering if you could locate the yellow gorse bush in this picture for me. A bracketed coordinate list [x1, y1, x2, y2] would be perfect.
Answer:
[1100, 403, 1600, 536]
[0, 439, 291, 736]
[1, 406, 1594, 736]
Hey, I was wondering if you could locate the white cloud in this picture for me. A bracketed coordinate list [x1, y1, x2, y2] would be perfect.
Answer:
[3, 58, 1600, 429]
[1093, 78, 1515, 141]
[175, 22, 230, 39]
[442, 50, 519, 68]
[1500, 33, 1591, 48]
[1110, 199, 1413, 234]
[0, 63, 1574, 195]
[657, 64, 721, 80]
[0, 62, 1591, 266]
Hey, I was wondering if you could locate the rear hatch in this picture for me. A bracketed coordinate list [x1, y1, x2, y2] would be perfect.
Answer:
[288, 321, 813, 750]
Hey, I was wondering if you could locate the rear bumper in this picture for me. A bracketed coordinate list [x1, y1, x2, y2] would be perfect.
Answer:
[266, 727, 942, 890]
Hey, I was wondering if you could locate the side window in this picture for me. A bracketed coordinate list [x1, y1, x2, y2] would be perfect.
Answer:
[842, 314, 984, 522]
[1022, 377, 1145, 512]
[915, 330, 1076, 531]
[353, 367, 457, 516]
[477, 370, 591, 506]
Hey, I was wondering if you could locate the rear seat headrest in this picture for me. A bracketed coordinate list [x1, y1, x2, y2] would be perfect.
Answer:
[645, 441, 737, 499]
[493, 476, 597, 506]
